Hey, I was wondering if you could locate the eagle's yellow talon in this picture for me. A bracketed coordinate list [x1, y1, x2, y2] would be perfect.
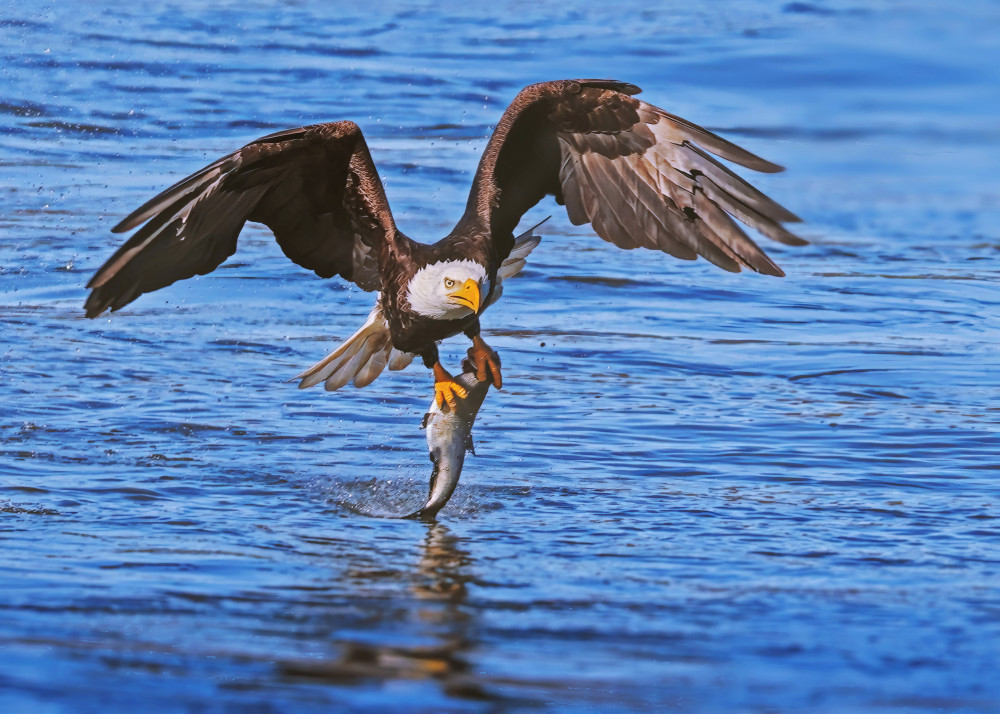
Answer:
[434, 380, 467, 411]
[468, 335, 502, 388]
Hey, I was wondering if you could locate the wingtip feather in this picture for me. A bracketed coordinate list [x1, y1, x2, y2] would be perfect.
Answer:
[110, 219, 132, 234]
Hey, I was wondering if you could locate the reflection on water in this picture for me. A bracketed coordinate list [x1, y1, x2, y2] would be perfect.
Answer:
[2, 0, 999, 711]
[280, 525, 497, 702]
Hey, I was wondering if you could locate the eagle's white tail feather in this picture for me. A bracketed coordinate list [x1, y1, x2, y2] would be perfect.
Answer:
[296, 316, 375, 388]
[497, 257, 527, 282]
[388, 348, 416, 371]
[352, 339, 390, 388]
[485, 225, 543, 308]
[506, 232, 542, 264]
[321, 333, 379, 391]
[497, 226, 542, 282]
[296, 304, 414, 391]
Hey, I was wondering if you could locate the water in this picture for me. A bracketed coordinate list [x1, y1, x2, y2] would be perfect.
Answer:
[2, 1, 999, 710]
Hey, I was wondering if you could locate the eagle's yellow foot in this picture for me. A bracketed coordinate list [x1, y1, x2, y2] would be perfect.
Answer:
[468, 335, 502, 388]
[432, 362, 467, 411]
[434, 379, 468, 411]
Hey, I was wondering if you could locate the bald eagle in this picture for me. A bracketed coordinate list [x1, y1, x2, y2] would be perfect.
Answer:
[85, 79, 803, 408]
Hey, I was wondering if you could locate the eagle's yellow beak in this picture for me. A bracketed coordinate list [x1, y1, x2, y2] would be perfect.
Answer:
[447, 278, 481, 314]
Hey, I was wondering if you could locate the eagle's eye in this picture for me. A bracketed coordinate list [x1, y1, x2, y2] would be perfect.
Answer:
[443, 278, 455, 289]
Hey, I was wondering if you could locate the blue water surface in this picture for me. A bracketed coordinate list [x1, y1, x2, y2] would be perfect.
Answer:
[1, 1, 999, 711]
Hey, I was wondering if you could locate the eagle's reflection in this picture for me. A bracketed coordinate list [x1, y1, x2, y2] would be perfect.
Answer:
[279, 523, 494, 701]
[413, 521, 473, 603]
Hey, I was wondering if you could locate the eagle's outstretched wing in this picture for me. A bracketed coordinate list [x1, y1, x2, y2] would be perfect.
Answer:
[456, 79, 804, 276]
[84, 121, 394, 317]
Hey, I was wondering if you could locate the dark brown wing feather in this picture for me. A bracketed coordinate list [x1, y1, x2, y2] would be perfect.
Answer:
[84, 121, 393, 318]
[458, 79, 803, 276]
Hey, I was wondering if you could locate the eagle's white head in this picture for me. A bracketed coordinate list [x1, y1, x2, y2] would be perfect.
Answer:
[405, 260, 487, 320]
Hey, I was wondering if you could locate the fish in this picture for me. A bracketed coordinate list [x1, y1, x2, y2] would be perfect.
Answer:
[403, 362, 495, 520]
